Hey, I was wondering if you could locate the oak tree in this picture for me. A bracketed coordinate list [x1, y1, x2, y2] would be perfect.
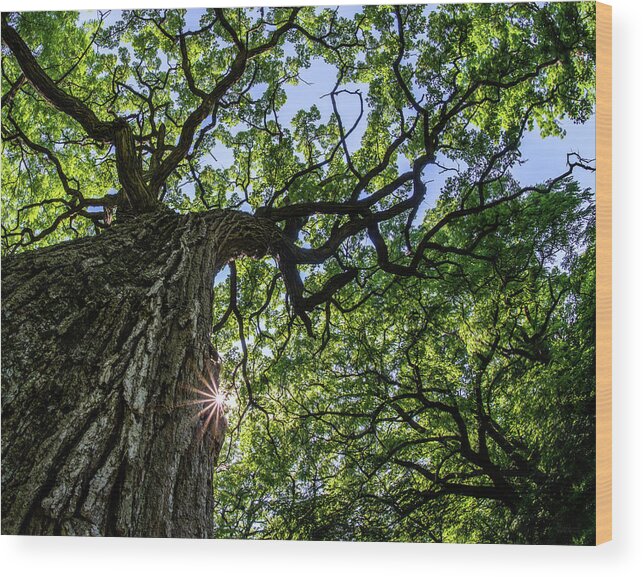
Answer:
[1, 3, 595, 539]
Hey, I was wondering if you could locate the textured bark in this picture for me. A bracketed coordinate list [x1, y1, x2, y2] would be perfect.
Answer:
[1, 208, 279, 537]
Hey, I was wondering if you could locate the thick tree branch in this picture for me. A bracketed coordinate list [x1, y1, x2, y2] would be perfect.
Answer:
[2, 15, 113, 141]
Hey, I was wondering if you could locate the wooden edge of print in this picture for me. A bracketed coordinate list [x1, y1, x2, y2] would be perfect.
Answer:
[596, 1, 612, 546]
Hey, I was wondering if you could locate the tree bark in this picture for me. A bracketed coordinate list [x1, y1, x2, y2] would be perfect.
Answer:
[1, 208, 278, 537]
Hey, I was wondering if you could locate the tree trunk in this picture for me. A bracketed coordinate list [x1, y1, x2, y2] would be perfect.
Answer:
[1, 208, 277, 537]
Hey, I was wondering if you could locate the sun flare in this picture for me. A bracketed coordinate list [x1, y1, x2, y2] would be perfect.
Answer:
[184, 360, 227, 441]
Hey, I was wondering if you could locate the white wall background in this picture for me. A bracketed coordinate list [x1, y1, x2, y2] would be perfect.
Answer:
[1, 1, 640, 575]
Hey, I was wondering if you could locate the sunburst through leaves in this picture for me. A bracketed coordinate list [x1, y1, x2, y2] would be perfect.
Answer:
[184, 359, 228, 444]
